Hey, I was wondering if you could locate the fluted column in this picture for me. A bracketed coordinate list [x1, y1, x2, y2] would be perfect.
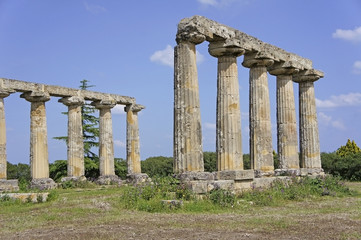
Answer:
[174, 33, 205, 173]
[0, 88, 15, 179]
[243, 55, 274, 174]
[92, 98, 116, 176]
[294, 70, 324, 171]
[209, 42, 245, 171]
[269, 66, 299, 169]
[125, 104, 144, 174]
[59, 96, 85, 177]
[21, 91, 51, 179]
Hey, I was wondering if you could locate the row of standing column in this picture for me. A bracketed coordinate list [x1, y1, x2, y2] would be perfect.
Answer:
[174, 38, 323, 174]
[0, 91, 142, 180]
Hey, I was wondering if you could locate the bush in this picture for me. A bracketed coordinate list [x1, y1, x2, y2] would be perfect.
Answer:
[321, 152, 361, 181]
[209, 189, 235, 207]
[141, 156, 173, 177]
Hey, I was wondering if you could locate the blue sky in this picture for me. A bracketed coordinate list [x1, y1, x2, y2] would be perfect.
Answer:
[1, 0, 361, 164]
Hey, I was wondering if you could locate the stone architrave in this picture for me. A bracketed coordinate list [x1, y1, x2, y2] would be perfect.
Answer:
[293, 70, 324, 172]
[59, 96, 85, 177]
[20, 91, 51, 179]
[92, 98, 116, 176]
[269, 66, 299, 169]
[243, 54, 274, 174]
[209, 42, 245, 171]
[125, 104, 144, 174]
[0, 88, 15, 179]
[174, 32, 206, 173]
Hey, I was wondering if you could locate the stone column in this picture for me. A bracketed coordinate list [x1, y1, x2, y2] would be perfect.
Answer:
[293, 70, 324, 174]
[0, 88, 15, 179]
[92, 98, 116, 176]
[125, 104, 144, 174]
[242, 54, 274, 175]
[174, 33, 205, 173]
[269, 66, 299, 170]
[209, 42, 245, 171]
[59, 96, 85, 178]
[21, 91, 56, 189]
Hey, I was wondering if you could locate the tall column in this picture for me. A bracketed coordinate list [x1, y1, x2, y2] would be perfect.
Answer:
[174, 33, 205, 173]
[0, 88, 15, 179]
[125, 104, 144, 174]
[20, 91, 51, 179]
[92, 98, 116, 176]
[59, 96, 85, 178]
[294, 70, 324, 172]
[242, 55, 274, 174]
[269, 66, 299, 170]
[209, 42, 245, 171]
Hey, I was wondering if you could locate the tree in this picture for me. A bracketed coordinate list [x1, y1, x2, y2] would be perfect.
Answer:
[336, 139, 361, 157]
[141, 156, 173, 177]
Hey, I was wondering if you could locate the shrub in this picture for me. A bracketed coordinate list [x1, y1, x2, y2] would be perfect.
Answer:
[321, 152, 361, 181]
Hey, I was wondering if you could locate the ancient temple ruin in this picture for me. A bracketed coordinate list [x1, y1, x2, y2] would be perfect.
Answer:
[174, 16, 324, 192]
[0, 78, 146, 190]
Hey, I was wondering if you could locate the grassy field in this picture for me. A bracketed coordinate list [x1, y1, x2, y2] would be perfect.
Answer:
[0, 181, 360, 240]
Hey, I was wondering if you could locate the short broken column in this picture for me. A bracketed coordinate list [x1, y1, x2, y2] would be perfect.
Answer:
[174, 33, 206, 173]
[209, 42, 245, 171]
[92, 98, 116, 177]
[59, 96, 85, 179]
[293, 70, 324, 174]
[21, 91, 56, 189]
[269, 65, 299, 172]
[243, 54, 274, 175]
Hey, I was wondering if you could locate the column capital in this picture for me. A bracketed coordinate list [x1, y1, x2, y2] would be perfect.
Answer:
[58, 96, 84, 106]
[242, 52, 274, 68]
[20, 91, 50, 102]
[124, 104, 145, 113]
[268, 62, 300, 76]
[176, 32, 206, 45]
[91, 97, 116, 109]
[0, 88, 15, 98]
[293, 69, 324, 83]
[208, 41, 245, 58]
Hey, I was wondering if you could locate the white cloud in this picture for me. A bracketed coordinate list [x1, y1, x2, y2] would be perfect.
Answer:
[332, 26, 361, 43]
[112, 105, 125, 114]
[204, 122, 216, 130]
[316, 93, 361, 108]
[114, 140, 126, 148]
[84, 1, 106, 14]
[150, 45, 205, 67]
[198, 0, 218, 6]
[353, 61, 361, 74]
[197, 0, 241, 7]
[318, 112, 345, 130]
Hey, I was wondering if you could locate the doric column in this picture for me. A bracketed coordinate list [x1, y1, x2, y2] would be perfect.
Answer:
[242, 54, 274, 174]
[174, 33, 205, 173]
[269, 65, 299, 170]
[20, 91, 51, 179]
[92, 98, 116, 176]
[59, 96, 85, 177]
[293, 70, 324, 172]
[125, 104, 144, 174]
[0, 88, 15, 179]
[209, 42, 245, 171]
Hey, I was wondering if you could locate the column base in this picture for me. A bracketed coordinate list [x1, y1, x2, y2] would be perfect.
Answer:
[300, 168, 324, 176]
[274, 168, 301, 176]
[254, 170, 275, 178]
[30, 178, 57, 190]
[126, 173, 151, 185]
[0, 179, 19, 192]
[215, 170, 254, 180]
[61, 176, 87, 183]
[96, 175, 123, 185]
[175, 171, 215, 181]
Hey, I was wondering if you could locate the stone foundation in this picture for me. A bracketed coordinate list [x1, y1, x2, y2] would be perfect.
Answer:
[126, 173, 151, 185]
[30, 178, 57, 190]
[0, 179, 19, 192]
[96, 175, 123, 185]
[61, 176, 87, 183]
[0, 192, 49, 203]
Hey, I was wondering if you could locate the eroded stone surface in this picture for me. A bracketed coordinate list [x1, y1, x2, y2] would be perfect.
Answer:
[0, 179, 19, 192]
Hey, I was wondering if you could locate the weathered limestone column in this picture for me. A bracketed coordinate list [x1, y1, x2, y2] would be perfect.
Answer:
[269, 65, 299, 170]
[92, 98, 116, 176]
[0, 88, 15, 179]
[124, 104, 144, 174]
[59, 96, 85, 178]
[242, 54, 274, 175]
[174, 33, 205, 173]
[209, 42, 245, 171]
[21, 91, 51, 179]
[293, 70, 324, 173]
